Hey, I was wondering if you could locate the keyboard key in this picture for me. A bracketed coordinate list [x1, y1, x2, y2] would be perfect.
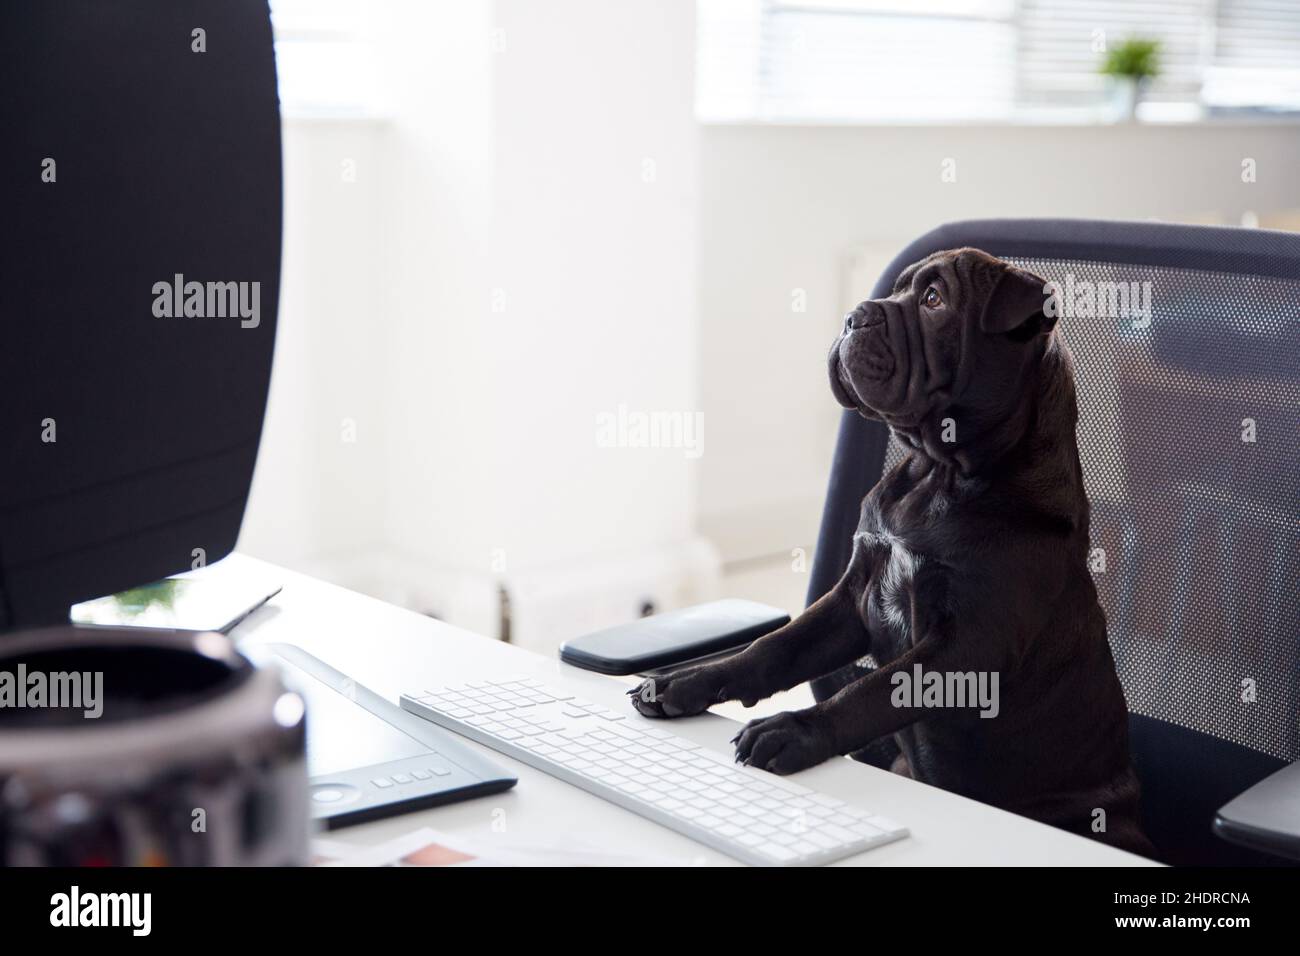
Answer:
[812, 794, 846, 808]
[805, 830, 839, 849]
[820, 824, 857, 843]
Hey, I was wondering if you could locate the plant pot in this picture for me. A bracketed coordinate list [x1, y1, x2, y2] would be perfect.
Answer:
[1109, 76, 1144, 122]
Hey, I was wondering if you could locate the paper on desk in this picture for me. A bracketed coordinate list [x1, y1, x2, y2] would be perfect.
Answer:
[312, 826, 689, 867]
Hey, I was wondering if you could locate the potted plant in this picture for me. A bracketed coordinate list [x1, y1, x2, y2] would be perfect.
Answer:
[1101, 38, 1159, 121]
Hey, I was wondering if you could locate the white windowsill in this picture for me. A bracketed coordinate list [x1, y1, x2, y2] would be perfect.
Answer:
[699, 115, 1300, 130]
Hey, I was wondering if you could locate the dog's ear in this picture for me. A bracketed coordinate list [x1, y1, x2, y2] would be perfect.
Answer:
[979, 264, 1055, 336]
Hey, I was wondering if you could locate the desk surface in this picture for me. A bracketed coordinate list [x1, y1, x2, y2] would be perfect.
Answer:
[226, 554, 1154, 866]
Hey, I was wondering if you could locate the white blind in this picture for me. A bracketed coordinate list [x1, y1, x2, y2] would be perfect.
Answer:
[1015, 0, 1211, 112]
[1205, 0, 1300, 111]
[697, 0, 1300, 121]
[698, 0, 1017, 122]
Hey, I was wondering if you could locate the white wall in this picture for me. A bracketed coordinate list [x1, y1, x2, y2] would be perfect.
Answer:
[241, 0, 712, 648]
[240, 117, 389, 567]
[474, 0, 701, 571]
[697, 121, 1300, 564]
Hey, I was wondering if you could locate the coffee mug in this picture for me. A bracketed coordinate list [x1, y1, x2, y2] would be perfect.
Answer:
[0, 626, 308, 865]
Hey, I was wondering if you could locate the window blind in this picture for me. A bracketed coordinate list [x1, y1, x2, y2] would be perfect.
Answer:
[697, 0, 1300, 122]
[1205, 0, 1300, 111]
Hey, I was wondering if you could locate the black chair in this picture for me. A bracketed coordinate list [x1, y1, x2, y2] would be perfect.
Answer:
[806, 219, 1300, 865]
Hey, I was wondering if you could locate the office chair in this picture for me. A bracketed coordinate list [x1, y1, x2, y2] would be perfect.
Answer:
[807, 219, 1300, 865]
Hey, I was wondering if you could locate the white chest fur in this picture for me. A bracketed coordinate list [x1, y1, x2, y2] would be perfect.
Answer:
[855, 528, 920, 632]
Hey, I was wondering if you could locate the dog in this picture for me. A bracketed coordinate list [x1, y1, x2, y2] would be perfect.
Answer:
[630, 248, 1152, 857]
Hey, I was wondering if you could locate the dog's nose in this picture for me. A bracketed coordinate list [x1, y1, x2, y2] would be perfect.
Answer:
[845, 301, 885, 331]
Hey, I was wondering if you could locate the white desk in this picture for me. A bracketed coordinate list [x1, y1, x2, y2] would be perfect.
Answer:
[226, 554, 1155, 866]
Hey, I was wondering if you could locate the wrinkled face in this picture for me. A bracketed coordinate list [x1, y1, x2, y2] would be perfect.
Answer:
[828, 248, 1054, 431]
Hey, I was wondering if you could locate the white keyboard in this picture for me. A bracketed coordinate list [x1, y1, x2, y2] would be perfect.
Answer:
[400, 676, 908, 866]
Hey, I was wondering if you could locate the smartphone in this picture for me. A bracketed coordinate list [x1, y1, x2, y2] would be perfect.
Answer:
[70, 576, 281, 633]
[559, 599, 791, 675]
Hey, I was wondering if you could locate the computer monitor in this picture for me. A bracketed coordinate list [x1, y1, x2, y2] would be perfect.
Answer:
[0, 0, 281, 629]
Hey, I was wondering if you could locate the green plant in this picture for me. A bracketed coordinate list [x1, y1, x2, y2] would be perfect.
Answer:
[1101, 38, 1160, 81]
[111, 578, 180, 618]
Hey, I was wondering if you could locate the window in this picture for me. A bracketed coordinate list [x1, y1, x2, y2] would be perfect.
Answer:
[696, 0, 1300, 122]
[270, 0, 380, 117]
[1205, 0, 1300, 113]
[1015, 0, 1209, 120]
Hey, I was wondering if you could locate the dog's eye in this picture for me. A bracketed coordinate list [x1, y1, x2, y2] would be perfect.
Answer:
[922, 287, 943, 309]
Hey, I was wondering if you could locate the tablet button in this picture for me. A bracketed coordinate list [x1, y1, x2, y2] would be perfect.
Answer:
[312, 783, 361, 805]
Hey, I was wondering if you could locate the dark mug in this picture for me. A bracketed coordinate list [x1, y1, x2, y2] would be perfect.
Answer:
[0, 626, 307, 865]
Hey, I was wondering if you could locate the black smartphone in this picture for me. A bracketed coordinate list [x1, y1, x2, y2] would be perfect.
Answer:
[559, 599, 790, 675]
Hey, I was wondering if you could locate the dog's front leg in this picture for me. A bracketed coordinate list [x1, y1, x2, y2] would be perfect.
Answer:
[629, 552, 872, 719]
[730, 634, 945, 774]
[733, 569, 994, 774]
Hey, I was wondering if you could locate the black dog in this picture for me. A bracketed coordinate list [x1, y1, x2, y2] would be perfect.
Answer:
[631, 248, 1152, 856]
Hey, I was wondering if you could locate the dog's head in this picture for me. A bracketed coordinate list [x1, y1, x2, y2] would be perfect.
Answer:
[829, 248, 1055, 440]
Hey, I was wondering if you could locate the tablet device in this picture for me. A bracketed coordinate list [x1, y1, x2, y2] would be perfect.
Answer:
[251, 643, 517, 829]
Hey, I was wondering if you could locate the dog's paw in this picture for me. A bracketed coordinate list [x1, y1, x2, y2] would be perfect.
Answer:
[731, 710, 835, 775]
[627, 666, 733, 719]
